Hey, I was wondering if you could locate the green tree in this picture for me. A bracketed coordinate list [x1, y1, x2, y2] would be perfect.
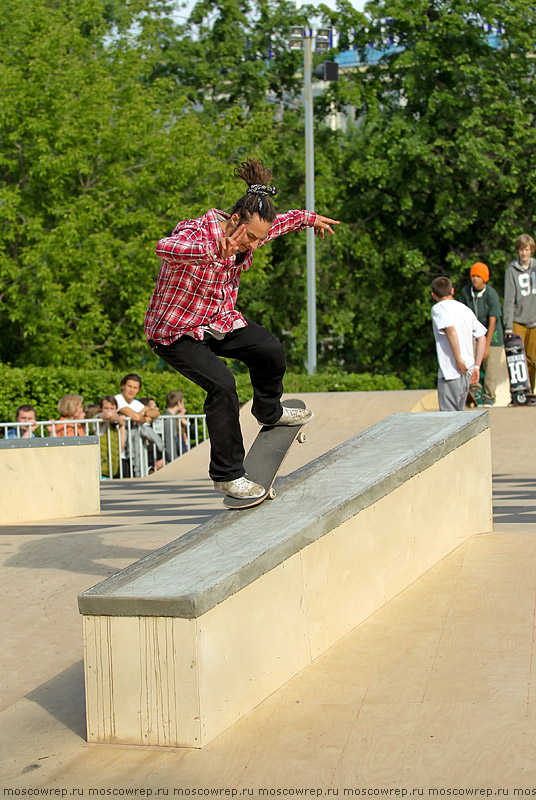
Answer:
[316, 0, 536, 378]
[144, 0, 313, 114]
[0, 0, 282, 368]
[13, 0, 536, 384]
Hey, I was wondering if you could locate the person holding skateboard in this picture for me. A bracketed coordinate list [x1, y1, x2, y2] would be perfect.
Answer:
[504, 234, 536, 391]
[431, 276, 487, 411]
[145, 156, 339, 499]
[460, 262, 505, 406]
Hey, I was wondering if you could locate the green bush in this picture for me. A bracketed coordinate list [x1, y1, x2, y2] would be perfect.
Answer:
[0, 364, 206, 421]
[0, 364, 405, 423]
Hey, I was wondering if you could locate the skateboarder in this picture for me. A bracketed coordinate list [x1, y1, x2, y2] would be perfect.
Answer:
[144, 156, 339, 499]
[431, 276, 487, 411]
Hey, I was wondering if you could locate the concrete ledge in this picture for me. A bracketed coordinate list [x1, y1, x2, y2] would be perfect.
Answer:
[79, 411, 489, 618]
[79, 411, 492, 748]
[1, 436, 101, 523]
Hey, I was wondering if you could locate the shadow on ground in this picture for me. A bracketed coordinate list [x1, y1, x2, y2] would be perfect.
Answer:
[493, 474, 536, 527]
[26, 660, 87, 740]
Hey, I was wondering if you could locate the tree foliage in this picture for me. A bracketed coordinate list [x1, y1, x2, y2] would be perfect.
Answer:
[2, 0, 536, 384]
[0, 0, 291, 367]
[319, 0, 536, 376]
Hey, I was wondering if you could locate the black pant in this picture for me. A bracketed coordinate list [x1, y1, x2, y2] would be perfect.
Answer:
[149, 321, 286, 482]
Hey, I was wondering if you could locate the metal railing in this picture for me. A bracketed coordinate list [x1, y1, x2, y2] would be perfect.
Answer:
[0, 414, 208, 480]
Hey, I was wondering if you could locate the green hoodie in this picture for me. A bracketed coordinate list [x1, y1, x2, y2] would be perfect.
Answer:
[460, 283, 504, 346]
[503, 257, 536, 332]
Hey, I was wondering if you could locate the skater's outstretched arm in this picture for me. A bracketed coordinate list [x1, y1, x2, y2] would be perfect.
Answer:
[261, 210, 340, 246]
[313, 215, 340, 238]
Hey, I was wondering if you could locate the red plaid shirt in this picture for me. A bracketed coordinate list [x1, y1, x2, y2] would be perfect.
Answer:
[144, 208, 316, 344]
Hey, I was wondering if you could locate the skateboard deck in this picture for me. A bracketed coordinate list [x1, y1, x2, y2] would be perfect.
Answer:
[505, 333, 536, 406]
[223, 398, 307, 510]
[466, 382, 484, 408]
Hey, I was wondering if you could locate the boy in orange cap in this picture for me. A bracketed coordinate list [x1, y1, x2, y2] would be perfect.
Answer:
[460, 262, 505, 406]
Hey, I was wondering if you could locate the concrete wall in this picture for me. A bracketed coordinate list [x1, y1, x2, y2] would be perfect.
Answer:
[0, 437, 101, 524]
[79, 411, 492, 748]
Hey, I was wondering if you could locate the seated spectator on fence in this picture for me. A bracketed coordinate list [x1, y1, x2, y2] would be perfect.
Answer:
[114, 374, 159, 476]
[97, 395, 125, 479]
[6, 405, 38, 439]
[163, 391, 191, 463]
[48, 394, 86, 437]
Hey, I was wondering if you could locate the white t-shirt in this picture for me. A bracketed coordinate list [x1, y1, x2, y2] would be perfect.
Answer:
[114, 394, 146, 457]
[431, 299, 487, 380]
[114, 394, 145, 414]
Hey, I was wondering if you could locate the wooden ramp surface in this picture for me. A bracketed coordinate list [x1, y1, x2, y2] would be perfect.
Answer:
[2, 392, 536, 789]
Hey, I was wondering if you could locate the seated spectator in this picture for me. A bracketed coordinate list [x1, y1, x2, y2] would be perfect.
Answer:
[6, 405, 38, 439]
[48, 394, 86, 437]
[163, 391, 190, 462]
[97, 395, 125, 479]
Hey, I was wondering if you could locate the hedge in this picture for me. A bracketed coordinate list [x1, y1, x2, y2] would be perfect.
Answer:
[0, 364, 405, 422]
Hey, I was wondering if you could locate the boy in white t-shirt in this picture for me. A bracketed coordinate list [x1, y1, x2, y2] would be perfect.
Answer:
[431, 276, 487, 411]
[114, 373, 160, 475]
[114, 373, 158, 424]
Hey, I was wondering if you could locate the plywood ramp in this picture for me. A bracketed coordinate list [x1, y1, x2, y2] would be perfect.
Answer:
[0, 436, 100, 523]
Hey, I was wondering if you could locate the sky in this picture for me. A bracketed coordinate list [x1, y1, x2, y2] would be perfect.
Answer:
[172, 0, 368, 22]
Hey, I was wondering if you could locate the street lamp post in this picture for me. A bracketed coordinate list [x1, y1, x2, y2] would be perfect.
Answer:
[289, 26, 334, 375]
[303, 32, 316, 376]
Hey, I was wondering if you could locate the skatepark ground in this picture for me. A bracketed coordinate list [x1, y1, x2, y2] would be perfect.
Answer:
[2, 389, 536, 791]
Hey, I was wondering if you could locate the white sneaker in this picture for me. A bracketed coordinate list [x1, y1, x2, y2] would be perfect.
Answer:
[213, 476, 265, 499]
[272, 406, 314, 426]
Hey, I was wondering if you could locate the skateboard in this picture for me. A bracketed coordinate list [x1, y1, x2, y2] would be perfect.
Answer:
[223, 398, 308, 510]
[466, 382, 484, 408]
[504, 333, 536, 406]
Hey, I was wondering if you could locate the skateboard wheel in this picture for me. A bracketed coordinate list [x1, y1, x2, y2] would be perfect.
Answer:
[297, 432, 306, 444]
[268, 488, 276, 499]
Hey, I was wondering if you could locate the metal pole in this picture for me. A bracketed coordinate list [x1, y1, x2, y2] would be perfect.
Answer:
[303, 32, 316, 375]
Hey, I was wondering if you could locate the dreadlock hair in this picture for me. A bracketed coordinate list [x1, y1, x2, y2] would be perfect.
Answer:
[230, 157, 278, 224]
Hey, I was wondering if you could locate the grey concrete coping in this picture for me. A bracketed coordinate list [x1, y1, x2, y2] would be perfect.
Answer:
[78, 410, 489, 619]
[0, 436, 99, 449]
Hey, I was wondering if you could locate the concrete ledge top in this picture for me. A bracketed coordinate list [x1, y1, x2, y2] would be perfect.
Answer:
[78, 410, 489, 619]
[0, 436, 99, 449]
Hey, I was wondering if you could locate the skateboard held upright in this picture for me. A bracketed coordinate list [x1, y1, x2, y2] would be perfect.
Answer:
[466, 382, 484, 408]
[504, 333, 536, 406]
[223, 398, 308, 510]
